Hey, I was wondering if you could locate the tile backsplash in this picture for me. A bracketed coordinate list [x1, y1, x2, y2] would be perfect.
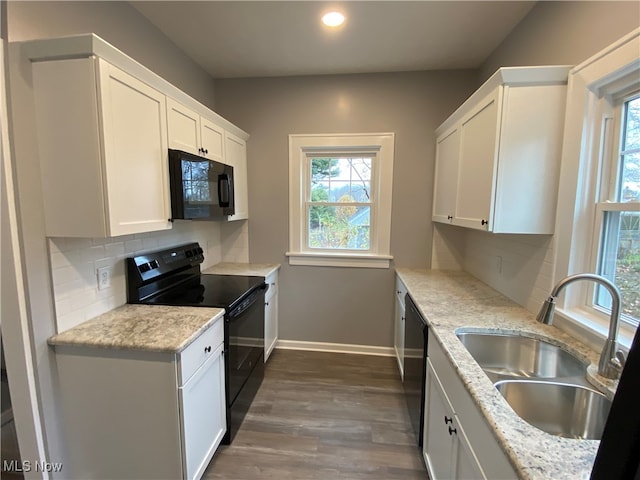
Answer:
[431, 223, 555, 314]
[49, 220, 248, 333]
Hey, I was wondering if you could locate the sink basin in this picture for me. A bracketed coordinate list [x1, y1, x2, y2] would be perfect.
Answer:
[495, 380, 612, 440]
[456, 332, 588, 381]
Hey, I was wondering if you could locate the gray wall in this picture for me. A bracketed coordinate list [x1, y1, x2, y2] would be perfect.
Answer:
[5, 1, 217, 470]
[7, 0, 216, 109]
[214, 71, 477, 346]
[481, 1, 640, 81]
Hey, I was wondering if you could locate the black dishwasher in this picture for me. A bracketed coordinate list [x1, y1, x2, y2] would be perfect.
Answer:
[403, 293, 429, 446]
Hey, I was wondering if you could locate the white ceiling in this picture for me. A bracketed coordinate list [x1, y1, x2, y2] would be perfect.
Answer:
[131, 1, 536, 79]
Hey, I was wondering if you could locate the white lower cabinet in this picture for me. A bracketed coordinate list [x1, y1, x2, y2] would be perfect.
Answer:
[394, 276, 408, 379]
[180, 342, 226, 480]
[54, 317, 226, 480]
[424, 336, 517, 480]
[264, 270, 279, 361]
[424, 359, 484, 480]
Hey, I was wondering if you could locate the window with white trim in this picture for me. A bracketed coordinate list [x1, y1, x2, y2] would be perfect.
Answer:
[592, 93, 640, 326]
[287, 133, 394, 268]
[554, 29, 640, 347]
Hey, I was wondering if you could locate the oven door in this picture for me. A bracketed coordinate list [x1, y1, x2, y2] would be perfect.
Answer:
[225, 286, 266, 405]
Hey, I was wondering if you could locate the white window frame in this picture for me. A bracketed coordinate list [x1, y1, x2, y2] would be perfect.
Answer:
[554, 28, 640, 350]
[287, 133, 394, 268]
[589, 94, 640, 323]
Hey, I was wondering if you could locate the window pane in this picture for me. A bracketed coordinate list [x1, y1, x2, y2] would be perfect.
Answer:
[620, 97, 640, 202]
[621, 152, 640, 202]
[596, 211, 640, 324]
[310, 158, 339, 183]
[310, 156, 373, 202]
[329, 180, 350, 202]
[310, 184, 329, 203]
[308, 205, 370, 250]
[623, 96, 640, 151]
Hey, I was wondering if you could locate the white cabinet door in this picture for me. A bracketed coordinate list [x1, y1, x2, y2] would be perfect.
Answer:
[423, 359, 456, 480]
[455, 89, 500, 231]
[167, 97, 201, 155]
[225, 131, 249, 221]
[432, 126, 460, 224]
[167, 98, 226, 163]
[424, 359, 486, 480]
[264, 271, 279, 361]
[454, 420, 486, 480]
[32, 57, 172, 237]
[180, 343, 226, 480]
[98, 60, 172, 236]
[201, 117, 225, 163]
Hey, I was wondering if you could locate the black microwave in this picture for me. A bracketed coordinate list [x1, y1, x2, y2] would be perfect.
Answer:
[168, 149, 235, 220]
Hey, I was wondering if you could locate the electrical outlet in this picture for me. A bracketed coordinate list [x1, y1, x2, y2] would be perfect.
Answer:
[496, 256, 503, 274]
[97, 266, 111, 290]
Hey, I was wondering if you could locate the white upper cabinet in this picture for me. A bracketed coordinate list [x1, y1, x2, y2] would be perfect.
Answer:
[25, 33, 250, 236]
[167, 98, 225, 163]
[33, 57, 172, 237]
[225, 131, 249, 221]
[432, 66, 570, 234]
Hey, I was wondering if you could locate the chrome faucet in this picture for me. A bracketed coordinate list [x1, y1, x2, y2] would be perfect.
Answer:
[537, 273, 626, 379]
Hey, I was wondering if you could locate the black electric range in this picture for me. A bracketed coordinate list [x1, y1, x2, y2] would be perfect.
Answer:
[126, 242, 267, 444]
[142, 272, 265, 310]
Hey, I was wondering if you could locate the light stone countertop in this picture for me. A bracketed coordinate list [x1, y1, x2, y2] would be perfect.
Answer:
[48, 304, 225, 353]
[396, 268, 616, 480]
[203, 262, 280, 278]
[47, 262, 281, 353]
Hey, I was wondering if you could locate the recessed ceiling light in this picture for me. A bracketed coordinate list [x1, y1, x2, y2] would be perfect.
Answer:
[322, 11, 345, 27]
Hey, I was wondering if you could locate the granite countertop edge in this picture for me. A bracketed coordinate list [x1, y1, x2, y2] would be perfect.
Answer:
[396, 268, 610, 480]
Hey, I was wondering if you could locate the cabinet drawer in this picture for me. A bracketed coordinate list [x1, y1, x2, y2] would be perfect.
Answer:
[179, 317, 224, 385]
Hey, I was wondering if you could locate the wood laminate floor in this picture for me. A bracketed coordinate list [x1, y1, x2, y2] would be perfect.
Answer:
[204, 349, 427, 479]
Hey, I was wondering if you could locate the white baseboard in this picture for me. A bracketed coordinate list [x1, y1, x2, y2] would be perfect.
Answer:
[275, 339, 394, 357]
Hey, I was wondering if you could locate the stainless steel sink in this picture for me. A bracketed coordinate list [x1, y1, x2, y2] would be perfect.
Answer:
[456, 332, 588, 382]
[495, 380, 612, 440]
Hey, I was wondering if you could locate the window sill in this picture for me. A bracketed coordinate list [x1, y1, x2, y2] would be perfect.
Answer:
[554, 307, 634, 353]
[285, 251, 392, 269]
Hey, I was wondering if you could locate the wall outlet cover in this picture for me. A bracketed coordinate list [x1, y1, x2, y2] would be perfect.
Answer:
[97, 266, 111, 290]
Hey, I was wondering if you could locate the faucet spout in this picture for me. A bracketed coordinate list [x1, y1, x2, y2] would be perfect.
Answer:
[537, 273, 625, 379]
